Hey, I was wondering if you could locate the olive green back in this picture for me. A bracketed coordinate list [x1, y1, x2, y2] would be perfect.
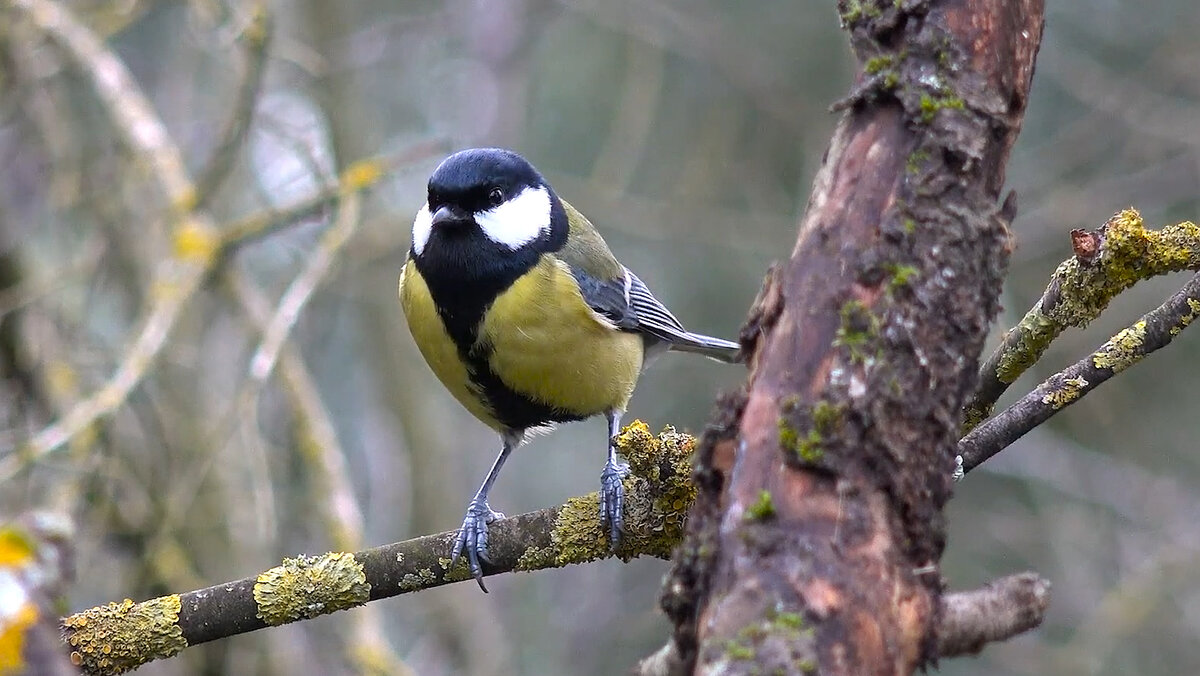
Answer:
[558, 199, 625, 282]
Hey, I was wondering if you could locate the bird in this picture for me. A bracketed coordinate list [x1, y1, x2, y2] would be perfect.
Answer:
[398, 148, 740, 591]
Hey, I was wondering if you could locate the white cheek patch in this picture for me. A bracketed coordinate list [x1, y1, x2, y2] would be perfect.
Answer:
[412, 202, 433, 256]
[474, 185, 552, 250]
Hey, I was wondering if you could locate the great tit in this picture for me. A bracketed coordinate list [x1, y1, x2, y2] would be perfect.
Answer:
[398, 148, 740, 591]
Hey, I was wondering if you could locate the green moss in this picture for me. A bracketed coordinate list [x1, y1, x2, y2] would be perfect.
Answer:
[62, 595, 187, 675]
[886, 263, 919, 291]
[778, 400, 841, 464]
[812, 401, 841, 432]
[906, 149, 929, 175]
[771, 611, 806, 630]
[725, 640, 755, 661]
[834, 300, 880, 364]
[745, 490, 776, 521]
[252, 552, 370, 626]
[919, 92, 965, 123]
[778, 416, 823, 462]
[864, 55, 894, 74]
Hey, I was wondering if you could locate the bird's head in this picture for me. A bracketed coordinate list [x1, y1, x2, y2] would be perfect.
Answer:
[411, 148, 567, 261]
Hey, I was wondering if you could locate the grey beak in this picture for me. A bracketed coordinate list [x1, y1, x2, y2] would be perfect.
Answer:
[431, 205, 469, 227]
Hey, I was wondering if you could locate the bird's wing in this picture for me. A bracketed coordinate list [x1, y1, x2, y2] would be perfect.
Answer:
[568, 263, 693, 342]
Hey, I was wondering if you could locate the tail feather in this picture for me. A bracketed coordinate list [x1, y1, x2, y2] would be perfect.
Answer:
[667, 332, 742, 364]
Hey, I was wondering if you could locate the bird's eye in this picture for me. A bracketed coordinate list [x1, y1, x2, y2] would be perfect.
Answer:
[487, 187, 505, 207]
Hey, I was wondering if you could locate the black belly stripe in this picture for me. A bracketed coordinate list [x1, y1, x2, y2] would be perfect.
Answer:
[412, 230, 583, 431]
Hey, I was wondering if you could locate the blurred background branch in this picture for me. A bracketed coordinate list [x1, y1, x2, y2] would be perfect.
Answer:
[0, 0, 1199, 674]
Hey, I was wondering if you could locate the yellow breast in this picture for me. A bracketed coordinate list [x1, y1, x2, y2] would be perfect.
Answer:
[480, 256, 643, 417]
[398, 259, 501, 428]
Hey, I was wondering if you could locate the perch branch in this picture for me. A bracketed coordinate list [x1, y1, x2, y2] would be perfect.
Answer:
[59, 423, 695, 675]
[226, 267, 411, 675]
[963, 209, 1200, 429]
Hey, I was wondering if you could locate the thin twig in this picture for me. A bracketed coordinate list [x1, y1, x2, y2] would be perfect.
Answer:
[246, 191, 360, 384]
[959, 271, 1200, 473]
[0, 0, 221, 484]
[219, 139, 447, 253]
[8, 0, 197, 211]
[194, 2, 273, 210]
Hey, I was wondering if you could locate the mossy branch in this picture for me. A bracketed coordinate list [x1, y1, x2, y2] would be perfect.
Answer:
[963, 209, 1200, 430]
[958, 271, 1200, 474]
[58, 423, 696, 675]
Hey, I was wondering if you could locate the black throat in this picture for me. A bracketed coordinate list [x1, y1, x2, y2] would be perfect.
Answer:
[411, 208, 580, 431]
[412, 227, 542, 351]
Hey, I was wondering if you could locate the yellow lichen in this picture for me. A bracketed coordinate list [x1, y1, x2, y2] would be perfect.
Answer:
[548, 421, 697, 567]
[171, 217, 219, 264]
[340, 159, 386, 192]
[514, 545, 556, 572]
[1092, 321, 1148, 372]
[1171, 298, 1200, 336]
[61, 595, 186, 675]
[397, 568, 436, 592]
[994, 210, 1200, 387]
[253, 552, 370, 626]
[1042, 376, 1089, 409]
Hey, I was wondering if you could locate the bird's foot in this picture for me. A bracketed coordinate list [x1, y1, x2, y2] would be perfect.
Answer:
[599, 459, 629, 550]
[450, 500, 505, 592]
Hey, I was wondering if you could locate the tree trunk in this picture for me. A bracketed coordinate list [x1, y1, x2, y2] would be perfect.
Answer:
[660, 1, 1045, 673]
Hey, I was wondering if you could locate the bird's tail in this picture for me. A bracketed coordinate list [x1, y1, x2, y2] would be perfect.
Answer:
[667, 332, 742, 364]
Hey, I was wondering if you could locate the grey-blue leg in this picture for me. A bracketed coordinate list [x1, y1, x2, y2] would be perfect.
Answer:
[451, 430, 522, 592]
[599, 409, 629, 548]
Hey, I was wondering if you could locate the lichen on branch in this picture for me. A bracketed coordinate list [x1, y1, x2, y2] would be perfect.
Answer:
[964, 208, 1200, 429]
[57, 423, 696, 675]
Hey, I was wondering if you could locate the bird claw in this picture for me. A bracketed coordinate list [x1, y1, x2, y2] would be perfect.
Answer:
[450, 500, 504, 592]
[599, 460, 629, 549]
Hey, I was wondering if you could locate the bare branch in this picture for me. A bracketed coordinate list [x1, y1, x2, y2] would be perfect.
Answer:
[936, 573, 1052, 657]
[194, 2, 273, 210]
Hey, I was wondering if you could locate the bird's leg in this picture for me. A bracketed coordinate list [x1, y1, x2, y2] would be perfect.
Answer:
[599, 409, 630, 549]
[451, 431, 521, 592]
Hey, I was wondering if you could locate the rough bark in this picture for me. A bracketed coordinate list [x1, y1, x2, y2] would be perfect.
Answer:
[660, 1, 1045, 674]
